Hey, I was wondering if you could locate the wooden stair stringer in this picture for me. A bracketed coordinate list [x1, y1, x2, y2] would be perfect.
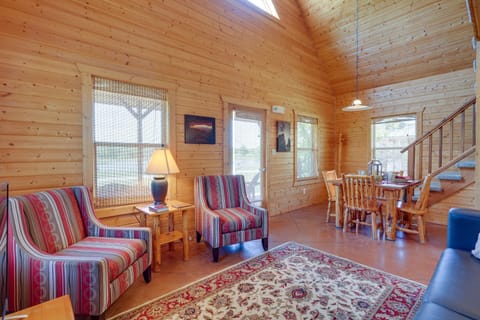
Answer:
[428, 168, 476, 205]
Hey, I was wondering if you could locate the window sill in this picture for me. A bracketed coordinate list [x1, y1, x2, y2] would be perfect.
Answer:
[294, 176, 321, 187]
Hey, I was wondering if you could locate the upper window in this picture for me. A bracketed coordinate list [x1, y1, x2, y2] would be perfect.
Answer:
[243, 0, 279, 19]
[295, 114, 319, 180]
[92, 77, 169, 207]
[372, 115, 416, 174]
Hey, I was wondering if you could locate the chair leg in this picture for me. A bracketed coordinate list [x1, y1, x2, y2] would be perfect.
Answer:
[262, 237, 268, 251]
[354, 211, 360, 235]
[326, 200, 331, 222]
[371, 212, 377, 240]
[212, 247, 219, 262]
[418, 215, 426, 244]
[343, 208, 349, 232]
[196, 231, 202, 242]
[143, 265, 152, 283]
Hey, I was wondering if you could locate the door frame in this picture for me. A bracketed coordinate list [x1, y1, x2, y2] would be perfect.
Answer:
[221, 96, 270, 208]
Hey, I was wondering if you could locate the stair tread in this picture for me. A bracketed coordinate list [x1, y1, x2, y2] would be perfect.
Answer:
[436, 172, 462, 181]
[455, 160, 476, 168]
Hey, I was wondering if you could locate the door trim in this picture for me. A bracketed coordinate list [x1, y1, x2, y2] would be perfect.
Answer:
[221, 96, 270, 208]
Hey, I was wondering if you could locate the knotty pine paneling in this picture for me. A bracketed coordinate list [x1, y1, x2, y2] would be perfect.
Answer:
[0, 0, 335, 222]
[298, 0, 475, 95]
[335, 68, 476, 224]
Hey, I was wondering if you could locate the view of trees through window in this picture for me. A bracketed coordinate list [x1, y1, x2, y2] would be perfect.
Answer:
[232, 109, 263, 202]
[372, 115, 416, 174]
[296, 115, 318, 179]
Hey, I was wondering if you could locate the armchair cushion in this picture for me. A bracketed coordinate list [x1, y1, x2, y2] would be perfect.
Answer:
[57, 236, 147, 281]
[422, 248, 480, 319]
[216, 207, 262, 233]
[447, 208, 480, 251]
[18, 189, 86, 253]
[205, 175, 241, 209]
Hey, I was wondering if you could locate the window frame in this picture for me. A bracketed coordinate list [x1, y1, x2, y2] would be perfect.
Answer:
[79, 65, 177, 212]
[294, 111, 320, 186]
[236, 0, 280, 21]
[371, 113, 417, 174]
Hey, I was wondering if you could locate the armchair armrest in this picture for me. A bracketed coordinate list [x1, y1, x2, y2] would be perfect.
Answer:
[447, 208, 480, 251]
[241, 199, 268, 237]
[15, 249, 109, 316]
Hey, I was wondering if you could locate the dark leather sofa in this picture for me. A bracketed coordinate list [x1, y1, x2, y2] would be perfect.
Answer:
[414, 208, 480, 319]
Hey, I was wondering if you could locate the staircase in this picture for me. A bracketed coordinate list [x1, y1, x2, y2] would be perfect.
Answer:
[401, 98, 476, 205]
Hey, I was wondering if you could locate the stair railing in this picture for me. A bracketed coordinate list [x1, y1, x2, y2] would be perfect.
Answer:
[400, 97, 476, 179]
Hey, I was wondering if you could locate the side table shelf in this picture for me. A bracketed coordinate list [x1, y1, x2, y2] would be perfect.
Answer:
[135, 201, 194, 272]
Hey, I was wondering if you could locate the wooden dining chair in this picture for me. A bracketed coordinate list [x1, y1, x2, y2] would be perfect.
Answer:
[396, 174, 433, 243]
[342, 174, 383, 240]
[322, 170, 338, 223]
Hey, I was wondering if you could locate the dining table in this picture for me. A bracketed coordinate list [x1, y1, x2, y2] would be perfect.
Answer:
[326, 177, 422, 240]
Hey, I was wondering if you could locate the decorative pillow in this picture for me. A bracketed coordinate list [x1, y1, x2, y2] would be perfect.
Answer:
[472, 232, 480, 259]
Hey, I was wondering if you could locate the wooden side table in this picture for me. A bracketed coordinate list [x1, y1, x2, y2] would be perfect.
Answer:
[6, 295, 74, 319]
[135, 201, 194, 272]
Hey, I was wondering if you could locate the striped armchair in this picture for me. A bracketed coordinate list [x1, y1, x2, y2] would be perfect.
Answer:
[194, 175, 268, 262]
[7, 186, 152, 318]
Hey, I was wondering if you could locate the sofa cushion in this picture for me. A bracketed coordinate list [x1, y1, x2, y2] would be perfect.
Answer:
[17, 188, 86, 253]
[205, 176, 241, 210]
[57, 236, 147, 281]
[422, 248, 480, 319]
[414, 302, 472, 320]
[215, 207, 262, 233]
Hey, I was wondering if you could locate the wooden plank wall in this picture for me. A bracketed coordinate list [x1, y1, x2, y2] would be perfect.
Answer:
[0, 0, 335, 230]
[335, 68, 476, 224]
[299, 0, 474, 95]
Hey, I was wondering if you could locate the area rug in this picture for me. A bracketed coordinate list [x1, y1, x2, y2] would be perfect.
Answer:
[111, 242, 425, 320]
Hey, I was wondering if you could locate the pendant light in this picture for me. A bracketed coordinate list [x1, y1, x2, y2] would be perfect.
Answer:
[342, 0, 372, 112]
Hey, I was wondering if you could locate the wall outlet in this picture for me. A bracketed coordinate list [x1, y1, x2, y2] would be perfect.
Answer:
[302, 187, 306, 195]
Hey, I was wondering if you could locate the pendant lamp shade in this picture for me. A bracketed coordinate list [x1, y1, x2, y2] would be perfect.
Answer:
[342, 0, 372, 112]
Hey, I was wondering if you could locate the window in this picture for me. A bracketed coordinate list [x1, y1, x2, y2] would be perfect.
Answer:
[92, 77, 168, 207]
[242, 0, 279, 19]
[372, 115, 416, 173]
[295, 114, 319, 180]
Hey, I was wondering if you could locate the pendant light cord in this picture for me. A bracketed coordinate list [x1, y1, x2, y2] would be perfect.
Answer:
[355, 0, 359, 100]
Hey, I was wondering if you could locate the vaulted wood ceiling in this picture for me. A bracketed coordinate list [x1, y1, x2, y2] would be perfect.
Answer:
[296, 0, 475, 95]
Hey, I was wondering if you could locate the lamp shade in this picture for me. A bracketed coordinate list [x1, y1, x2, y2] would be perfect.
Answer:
[146, 149, 180, 175]
[145, 148, 179, 205]
[342, 98, 372, 112]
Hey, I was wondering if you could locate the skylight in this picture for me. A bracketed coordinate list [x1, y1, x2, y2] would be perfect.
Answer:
[244, 0, 279, 19]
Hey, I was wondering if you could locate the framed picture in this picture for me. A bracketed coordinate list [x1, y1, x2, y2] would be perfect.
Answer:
[277, 121, 291, 152]
[184, 115, 216, 144]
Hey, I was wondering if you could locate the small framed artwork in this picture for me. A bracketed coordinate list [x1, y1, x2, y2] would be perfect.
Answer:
[184, 115, 216, 144]
[277, 121, 291, 152]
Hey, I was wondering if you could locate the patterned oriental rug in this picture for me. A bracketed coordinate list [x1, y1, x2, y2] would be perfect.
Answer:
[111, 242, 425, 320]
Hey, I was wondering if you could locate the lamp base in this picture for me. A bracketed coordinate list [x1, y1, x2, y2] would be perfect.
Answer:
[151, 176, 168, 205]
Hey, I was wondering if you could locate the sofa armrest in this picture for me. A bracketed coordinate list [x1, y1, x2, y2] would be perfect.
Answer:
[447, 208, 480, 251]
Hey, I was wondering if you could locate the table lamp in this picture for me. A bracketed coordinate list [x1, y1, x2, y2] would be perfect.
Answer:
[146, 148, 179, 205]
